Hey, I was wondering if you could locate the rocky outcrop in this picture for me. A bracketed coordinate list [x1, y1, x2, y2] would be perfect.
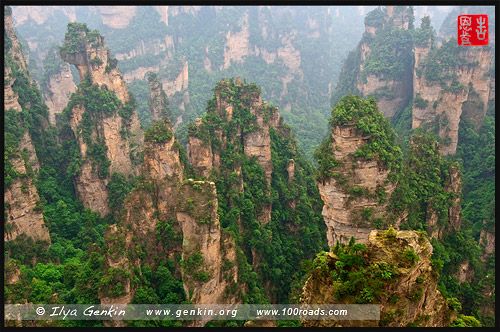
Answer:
[95, 6, 137, 29]
[188, 78, 283, 225]
[5, 11, 28, 73]
[4, 153, 49, 243]
[242, 92, 274, 186]
[43, 60, 77, 125]
[412, 42, 491, 155]
[60, 23, 144, 216]
[100, 120, 240, 324]
[4, 10, 50, 244]
[160, 61, 189, 97]
[426, 163, 462, 239]
[479, 220, 495, 261]
[301, 229, 457, 327]
[188, 118, 214, 179]
[454, 261, 474, 284]
[122, 65, 159, 82]
[4, 65, 22, 112]
[147, 72, 170, 122]
[357, 72, 413, 118]
[177, 180, 240, 308]
[61, 26, 131, 103]
[318, 122, 397, 247]
[354, 6, 414, 118]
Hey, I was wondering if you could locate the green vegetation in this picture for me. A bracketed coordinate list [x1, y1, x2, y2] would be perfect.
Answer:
[402, 248, 420, 265]
[363, 27, 413, 81]
[451, 314, 482, 327]
[413, 93, 429, 109]
[107, 172, 133, 215]
[389, 133, 458, 231]
[429, 109, 495, 326]
[364, 7, 386, 28]
[316, 95, 402, 181]
[60, 74, 138, 178]
[189, 79, 328, 303]
[420, 38, 478, 86]
[144, 120, 173, 143]
[312, 237, 399, 304]
[59, 22, 92, 55]
[413, 16, 434, 47]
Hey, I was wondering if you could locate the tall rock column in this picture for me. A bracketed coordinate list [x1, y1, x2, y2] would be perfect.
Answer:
[4, 8, 50, 244]
[147, 71, 171, 122]
[188, 78, 283, 225]
[353, 6, 414, 118]
[100, 118, 241, 325]
[316, 95, 401, 246]
[412, 39, 491, 155]
[60, 23, 144, 216]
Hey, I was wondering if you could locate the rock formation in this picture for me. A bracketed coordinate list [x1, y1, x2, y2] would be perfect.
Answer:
[426, 163, 462, 240]
[95, 6, 137, 29]
[147, 72, 171, 122]
[60, 23, 144, 216]
[353, 6, 414, 118]
[188, 78, 284, 225]
[41, 47, 77, 124]
[412, 40, 491, 155]
[4, 9, 50, 244]
[317, 96, 399, 247]
[301, 229, 457, 327]
[479, 220, 495, 261]
[100, 117, 240, 326]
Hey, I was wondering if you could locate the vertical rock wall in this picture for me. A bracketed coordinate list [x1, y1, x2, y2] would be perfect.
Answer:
[4, 10, 50, 244]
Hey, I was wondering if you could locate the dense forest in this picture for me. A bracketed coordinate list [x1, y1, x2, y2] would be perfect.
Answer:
[4, 5, 495, 328]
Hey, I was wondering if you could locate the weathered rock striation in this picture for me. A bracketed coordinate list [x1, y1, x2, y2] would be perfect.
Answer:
[100, 113, 240, 326]
[301, 229, 457, 327]
[42, 47, 77, 124]
[147, 72, 171, 122]
[317, 96, 400, 247]
[60, 23, 144, 216]
[412, 40, 491, 155]
[188, 78, 283, 225]
[4, 9, 50, 244]
[354, 6, 414, 118]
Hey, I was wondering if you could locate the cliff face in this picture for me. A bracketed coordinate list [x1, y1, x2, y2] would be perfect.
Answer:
[188, 78, 283, 225]
[4, 10, 50, 244]
[60, 23, 144, 216]
[147, 73, 170, 122]
[316, 96, 401, 247]
[160, 61, 189, 98]
[176, 180, 240, 307]
[413, 42, 491, 155]
[426, 163, 462, 240]
[100, 86, 240, 324]
[354, 6, 414, 118]
[4, 149, 49, 244]
[42, 48, 77, 124]
[479, 220, 495, 261]
[95, 6, 137, 29]
[301, 229, 457, 327]
[318, 126, 396, 246]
